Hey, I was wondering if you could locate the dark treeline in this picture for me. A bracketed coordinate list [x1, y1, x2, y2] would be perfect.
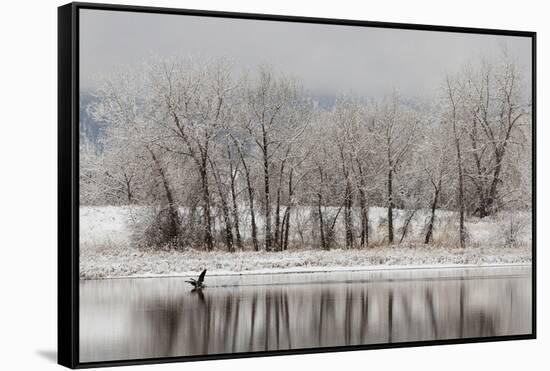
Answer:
[80, 55, 531, 251]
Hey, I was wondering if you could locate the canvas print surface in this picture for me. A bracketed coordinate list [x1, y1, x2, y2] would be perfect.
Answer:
[78, 8, 533, 363]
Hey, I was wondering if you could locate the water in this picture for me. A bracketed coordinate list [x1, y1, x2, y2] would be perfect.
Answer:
[79, 265, 532, 363]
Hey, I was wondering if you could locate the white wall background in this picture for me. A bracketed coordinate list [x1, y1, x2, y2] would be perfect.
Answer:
[0, 0, 545, 370]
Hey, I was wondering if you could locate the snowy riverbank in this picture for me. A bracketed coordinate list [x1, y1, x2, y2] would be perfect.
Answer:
[80, 245, 531, 279]
[79, 206, 532, 279]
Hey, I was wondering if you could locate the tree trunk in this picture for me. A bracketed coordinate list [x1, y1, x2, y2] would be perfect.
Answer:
[247, 186, 259, 252]
[424, 184, 441, 244]
[210, 159, 234, 252]
[219, 198, 234, 252]
[339, 148, 353, 249]
[344, 181, 354, 249]
[123, 173, 134, 204]
[282, 169, 294, 250]
[456, 144, 466, 248]
[282, 209, 290, 250]
[199, 155, 214, 251]
[387, 167, 394, 244]
[486, 149, 504, 215]
[230, 173, 243, 251]
[187, 203, 198, 247]
[228, 146, 243, 250]
[330, 206, 343, 248]
[148, 148, 179, 244]
[274, 161, 284, 251]
[448, 81, 465, 248]
[477, 191, 488, 219]
[317, 193, 326, 250]
[262, 130, 272, 251]
[354, 161, 369, 248]
[468, 118, 487, 219]
[452, 127, 466, 248]
[358, 188, 368, 248]
[234, 139, 259, 251]
[274, 194, 281, 250]
[399, 209, 417, 244]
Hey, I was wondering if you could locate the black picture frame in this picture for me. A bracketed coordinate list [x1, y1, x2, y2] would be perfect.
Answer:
[58, 2, 537, 369]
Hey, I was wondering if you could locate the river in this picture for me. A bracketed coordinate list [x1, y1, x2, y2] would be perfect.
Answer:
[79, 265, 532, 363]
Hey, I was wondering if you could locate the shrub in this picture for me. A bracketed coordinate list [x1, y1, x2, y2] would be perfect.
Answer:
[497, 212, 527, 248]
[131, 206, 184, 249]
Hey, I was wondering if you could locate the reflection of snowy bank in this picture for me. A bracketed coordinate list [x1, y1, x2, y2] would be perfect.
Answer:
[79, 206, 532, 279]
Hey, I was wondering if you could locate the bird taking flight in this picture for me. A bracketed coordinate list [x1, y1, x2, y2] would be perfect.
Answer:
[186, 269, 207, 289]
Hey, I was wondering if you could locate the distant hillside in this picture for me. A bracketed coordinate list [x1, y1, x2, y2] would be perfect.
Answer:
[80, 91, 105, 150]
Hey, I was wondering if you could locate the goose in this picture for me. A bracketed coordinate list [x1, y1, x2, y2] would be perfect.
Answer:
[186, 269, 207, 289]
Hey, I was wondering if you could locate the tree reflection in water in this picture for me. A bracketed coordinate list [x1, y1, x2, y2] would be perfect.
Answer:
[80, 271, 531, 362]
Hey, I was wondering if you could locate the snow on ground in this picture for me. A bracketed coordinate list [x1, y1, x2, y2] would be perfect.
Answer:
[80, 246, 532, 279]
[79, 206, 532, 279]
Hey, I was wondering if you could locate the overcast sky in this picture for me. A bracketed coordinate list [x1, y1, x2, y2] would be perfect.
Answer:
[80, 9, 531, 98]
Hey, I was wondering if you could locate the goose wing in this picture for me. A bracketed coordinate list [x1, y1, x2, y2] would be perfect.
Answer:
[197, 269, 207, 284]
